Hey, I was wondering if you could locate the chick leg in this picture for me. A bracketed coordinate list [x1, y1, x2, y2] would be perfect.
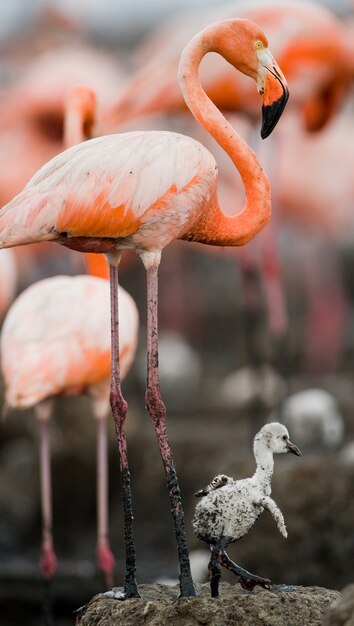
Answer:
[220, 548, 270, 591]
[208, 545, 222, 598]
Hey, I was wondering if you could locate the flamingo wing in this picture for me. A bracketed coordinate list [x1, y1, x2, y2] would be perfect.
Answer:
[0, 131, 216, 252]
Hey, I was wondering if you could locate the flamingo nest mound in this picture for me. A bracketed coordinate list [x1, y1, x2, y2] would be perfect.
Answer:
[76, 582, 341, 626]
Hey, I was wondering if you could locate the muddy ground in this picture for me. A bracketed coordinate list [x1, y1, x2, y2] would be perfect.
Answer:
[75, 582, 341, 626]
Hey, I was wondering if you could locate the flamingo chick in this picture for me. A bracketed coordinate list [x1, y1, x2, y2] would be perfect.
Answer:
[193, 422, 301, 597]
[0, 275, 138, 585]
[0, 19, 289, 598]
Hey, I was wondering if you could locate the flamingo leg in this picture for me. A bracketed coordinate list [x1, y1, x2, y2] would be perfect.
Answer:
[144, 254, 196, 597]
[36, 402, 57, 580]
[109, 262, 140, 599]
[96, 415, 115, 587]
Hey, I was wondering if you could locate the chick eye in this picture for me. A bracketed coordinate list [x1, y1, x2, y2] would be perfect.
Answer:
[254, 40, 263, 50]
[282, 435, 288, 441]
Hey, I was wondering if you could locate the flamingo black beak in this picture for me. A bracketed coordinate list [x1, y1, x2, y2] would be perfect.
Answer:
[286, 439, 301, 456]
[257, 49, 289, 139]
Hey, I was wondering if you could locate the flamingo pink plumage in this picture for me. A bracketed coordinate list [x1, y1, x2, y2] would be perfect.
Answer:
[0, 45, 124, 287]
[106, 0, 348, 133]
[0, 45, 124, 207]
[105, 0, 348, 355]
[0, 248, 18, 320]
[0, 275, 138, 584]
[1, 83, 114, 585]
[0, 19, 289, 598]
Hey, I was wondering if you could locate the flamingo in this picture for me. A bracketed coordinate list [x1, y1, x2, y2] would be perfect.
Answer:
[0, 248, 18, 320]
[1, 84, 121, 587]
[274, 105, 353, 373]
[0, 45, 124, 208]
[0, 18, 289, 598]
[0, 45, 125, 287]
[106, 0, 348, 133]
[193, 422, 301, 597]
[0, 275, 138, 585]
[105, 0, 349, 371]
[62, 82, 112, 281]
[3, 83, 111, 584]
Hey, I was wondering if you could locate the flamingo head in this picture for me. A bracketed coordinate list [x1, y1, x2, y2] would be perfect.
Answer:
[254, 422, 302, 457]
[256, 44, 290, 139]
[212, 19, 289, 138]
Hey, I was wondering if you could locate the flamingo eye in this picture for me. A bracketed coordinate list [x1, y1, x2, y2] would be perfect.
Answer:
[254, 40, 264, 50]
[282, 435, 288, 441]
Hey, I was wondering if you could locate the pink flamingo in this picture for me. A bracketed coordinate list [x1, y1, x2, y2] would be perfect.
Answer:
[0, 19, 289, 598]
[106, 0, 348, 133]
[274, 106, 354, 373]
[0, 275, 138, 585]
[0, 45, 124, 207]
[3, 84, 112, 585]
[0, 248, 18, 320]
[105, 0, 349, 358]
[0, 45, 124, 287]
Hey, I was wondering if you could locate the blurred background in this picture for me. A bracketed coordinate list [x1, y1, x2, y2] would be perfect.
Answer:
[0, 0, 354, 624]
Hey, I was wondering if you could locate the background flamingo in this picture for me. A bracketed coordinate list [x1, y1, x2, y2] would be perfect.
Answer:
[0, 75, 115, 588]
[0, 44, 125, 289]
[0, 275, 138, 586]
[0, 249, 18, 321]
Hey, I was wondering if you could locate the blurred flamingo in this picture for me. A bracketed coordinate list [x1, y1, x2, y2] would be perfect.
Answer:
[0, 18, 289, 597]
[0, 275, 138, 585]
[0, 45, 125, 287]
[275, 105, 354, 373]
[0, 249, 18, 320]
[62, 82, 111, 281]
[277, 105, 354, 238]
[0, 45, 124, 205]
[0, 82, 129, 586]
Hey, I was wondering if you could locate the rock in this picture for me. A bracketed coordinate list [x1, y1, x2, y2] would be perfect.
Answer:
[76, 582, 339, 626]
[323, 584, 354, 626]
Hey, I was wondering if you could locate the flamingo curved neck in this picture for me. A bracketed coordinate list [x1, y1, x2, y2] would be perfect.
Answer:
[63, 87, 96, 149]
[178, 23, 271, 246]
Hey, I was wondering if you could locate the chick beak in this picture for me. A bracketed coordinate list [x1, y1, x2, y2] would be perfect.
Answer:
[258, 49, 289, 139]
[286, 440, 301, 456]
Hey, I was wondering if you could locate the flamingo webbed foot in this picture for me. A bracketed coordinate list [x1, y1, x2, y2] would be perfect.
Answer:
[97, 541, 116, 587]
[101, 585, 141, 600]
[39, 540, 57, 580]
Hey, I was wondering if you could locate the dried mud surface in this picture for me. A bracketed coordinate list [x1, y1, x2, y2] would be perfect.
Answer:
[324, 584, 354, 626]
[76, 582, 340, 626]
